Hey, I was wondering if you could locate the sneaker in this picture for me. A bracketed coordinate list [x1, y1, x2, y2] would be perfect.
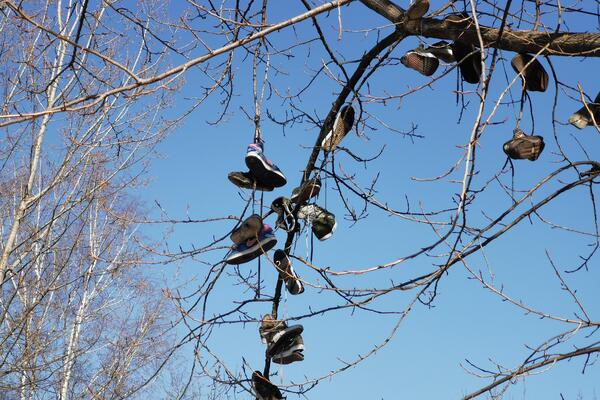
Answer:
[273, 250, 304, 295]
[259, 314, 286, 345]
[400, 46, 439, 77]
[271, 197, 296, 232]
[230, 214, 262, 245]
[425, 40, 455, 63]
[405, 0, 429, 20]
[272, 334, 304, 365]
[252, 371, 283, 400]
[245, 143, 287, 188]
[569, 91, 600, 130]
[266, 324, 304, 358]
[228, 171, 274, 192]
[580, 165, 600, 178]
[451, 41, 481, 84]
[511, 53, 548, 92]
[321, 105, 355, 152]
[225, 224, 277, 265]
[298, 204, 337, 241]
[443, 12, 473, 28]
[290, 177, 321, 205]
[503, 128, 545, 161]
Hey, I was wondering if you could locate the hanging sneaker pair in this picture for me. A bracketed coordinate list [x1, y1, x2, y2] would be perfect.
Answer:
[228, 142, 287, 191]
[273, 250, 304, 295]
[321, 105, 355, 153]
[252, 371, 283, 400]
[225, 215, 277, 265]
[297, 204, 336, 241]
[569, 91, 600, 130]
[511, 53, 548, 92]
[259, 315, 305, 364]
[503, 128, 545, 161]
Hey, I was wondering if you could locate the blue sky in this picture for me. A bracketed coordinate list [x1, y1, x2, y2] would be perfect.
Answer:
[139, 1, 600, 398]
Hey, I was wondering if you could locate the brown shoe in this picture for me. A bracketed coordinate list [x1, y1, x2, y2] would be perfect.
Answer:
[511, 53, 548, 92]
[503, 128, 545, 161]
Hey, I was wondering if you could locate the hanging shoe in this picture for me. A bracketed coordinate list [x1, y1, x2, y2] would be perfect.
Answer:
[266, 324, 304, 359]
[225, 224, 277, 265]
[271, 197, 296, 232]
[252, 371, 283, 400]
[298, 204, 337, 241]
[569, 91, 600, 129]
[405, 0, 429, 20]
[321, 105, 355, 152]
[245, 143, 287, 188]
[273, 250, 304, 295]
[503, 128, 545, 161]
[511, 53, 548, 92]
[272, 334, 305, 365]
[425, 41, 455, 63]
[400, 45, 439, 77]
[228, 171, 274, 192]
[451, 41, 481, 84]
[259, 314, 286, 344]
[290, 177, 321, 205]
[230, 214, 262, 245]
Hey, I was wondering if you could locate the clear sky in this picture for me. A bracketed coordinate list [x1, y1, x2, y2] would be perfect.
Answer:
[139, 1, 600, 398]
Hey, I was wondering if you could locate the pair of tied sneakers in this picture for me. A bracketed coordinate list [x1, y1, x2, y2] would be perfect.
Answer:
[273, 250, 304, 295]
[569, 91, 600, 130]
[228, 142, 287, 191]
[298, 204, 336, 241]
[503, 128, 545, 161]
[252, 371, 283, 400]
[260, 315, 304, 364]
[225, 214, 277, 265]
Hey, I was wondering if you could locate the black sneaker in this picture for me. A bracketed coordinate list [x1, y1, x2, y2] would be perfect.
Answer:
[503, 128, 545, 161]
[225, 224, 277, 265]
[272, 334, 304, 365]
[252, 371, 283, 400]
[230, 214, 262, 245]
[321, 105, 355, 152]
[290, 177, 321, 205]
[511, 53, 548, 92]
[400, 46, 439, 76]
[228, 171, 274, 192]
[425, 41, 455, 63]
[569, 91, 600, 130]
[451, 41, 481, 84]
[271, 197, 296, 232]
[245, 143, 287, 188]
[298, 204, 337, 241]
[267, 324, 304, 358]
[273, 250, 304, 295]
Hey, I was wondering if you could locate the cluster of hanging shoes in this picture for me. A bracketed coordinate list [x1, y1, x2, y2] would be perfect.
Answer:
[399, 11, 596, 163]
[225, 105, 355, 398]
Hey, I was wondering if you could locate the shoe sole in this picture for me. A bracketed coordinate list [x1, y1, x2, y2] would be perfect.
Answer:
[245, 152, 287, 188]
[225, 236, 277, 265]
[267, 325, 304, 357]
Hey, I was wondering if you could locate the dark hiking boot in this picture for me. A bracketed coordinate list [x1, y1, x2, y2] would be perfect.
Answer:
[511, 53, 548, 92]
[451, 41, 481, 84]
[503, 128, 545, 161]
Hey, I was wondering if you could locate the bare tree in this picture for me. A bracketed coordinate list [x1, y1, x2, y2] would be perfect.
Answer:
[1, 0, 600, 399]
